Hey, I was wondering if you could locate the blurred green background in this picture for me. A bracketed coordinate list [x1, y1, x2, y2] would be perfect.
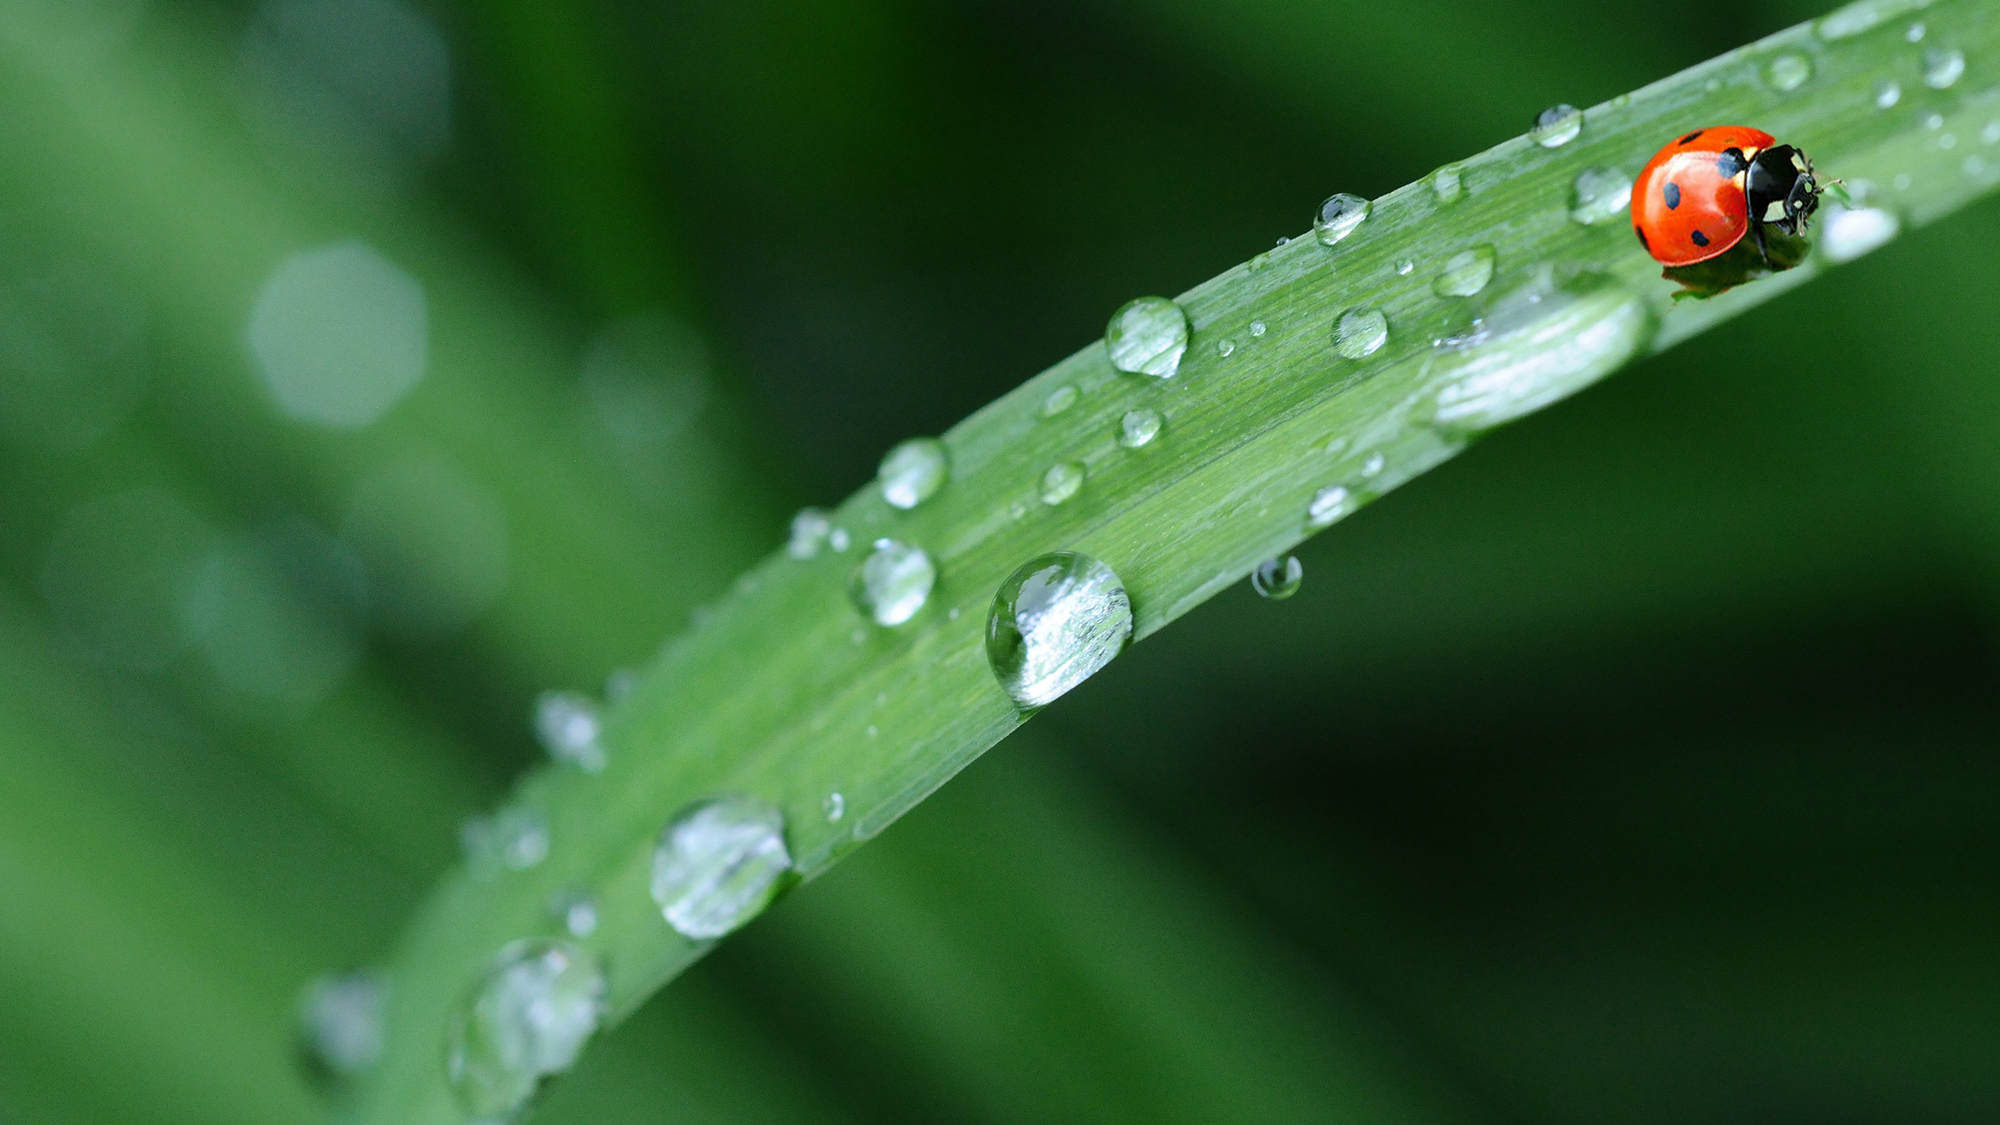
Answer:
[4, 0, 2000, 1122]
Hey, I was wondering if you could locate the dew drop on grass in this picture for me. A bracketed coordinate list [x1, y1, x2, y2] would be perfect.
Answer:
[1363, 452, 1387, 477]
[1529, 104, 1583, 147]
[461, 807, 550, 878]
[550, 891, 599, 938]
[878, 437, 948, 510]
[1333, 308, 1388, 358]
[1313, 193, 1371, 246]
[787, 508, 834, 559]
[1569, 168, 1634, 225]
[985, 552, 1133, 708]
[1820, 206, 1902, 262]
[848, 539, 936, 626]
[1395, 259, 1416, 276]
[1118, 409, 1162, 448]
[1423, 272, 1653, 432]
[1250, 556, 1304, 600]
[1875, 79, 1902, 108]
[1923, 48, 1965, 88]
[1040, 462, 1085, 505]
[1907, 20, 1927, 40]
[823, 792, 845, 822]
[1307, 485, 1355, 528]
[1766, 53, 1812, 91]
[650, 796, 792, 940]
[1105, 297, 1189, 378]
[1041, 385, 1078, 416]
[1216, 338, 1236, 358]
[447, 942, 605, 1122]
[535, 690, 606, 773]
[1432, 246, 1496, 297]
[300, 970, 386, 1079]
[1431, 165, 1464, 204]
[1249, 319, 1268, 337]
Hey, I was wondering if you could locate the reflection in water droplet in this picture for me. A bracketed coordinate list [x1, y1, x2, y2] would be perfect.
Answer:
[823, 792, 845, 822]
[299, 970, 386, 1078]
[1333, 308, 1389, 359]
[446, 941, 605, 1123]
[1570, 167, 1634, 225]
[1923, 48, 1965, 88]
[461, 806, 550, 878]
[986, 552, 1133, 708]
[1250, 556, 1304, 600]
[535, 691, 606, 773]
[1040, 462, 1085, 506]
[1423, 272, 1653, 432]
[650, 796, 792, 940]
[1040, 385, 1078, 416]
[1307, 485, 1354, 528]
[1431, 165, 1464, 204]
[878, 437, 948, 510]
[1118, 409, 1162, 449]
[1313, 193, 1371, 246]
[550, 891, 599, 938]
[1432, 246, 1496, 297]
[1820, 206, 1902, 262]
[1105, 297, 1189, 378]
[848, 539, 936, 626]
[1765, 53, 1812, 91]
[787, 508, 834, 559]
[1875, 79, 1902, 108]
[1529, 104, 1583, 147]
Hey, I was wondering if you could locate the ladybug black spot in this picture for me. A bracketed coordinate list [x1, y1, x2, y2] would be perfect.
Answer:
[1678, 130, 1704, 145]
[1690, 230, 1711, 247]
[1663, 182, 1681, 210]
[1716, 148, 1747, 177]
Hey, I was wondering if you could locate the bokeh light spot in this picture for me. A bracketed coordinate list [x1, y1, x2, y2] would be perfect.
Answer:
[246, 240, 428, 428]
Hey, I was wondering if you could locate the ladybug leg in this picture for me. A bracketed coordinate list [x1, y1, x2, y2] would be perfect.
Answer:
[1752, 223, 1772, 269]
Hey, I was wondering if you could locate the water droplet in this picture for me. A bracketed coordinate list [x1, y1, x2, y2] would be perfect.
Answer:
[1275, 235, 1292, 247]
[1569, 167, 1634, 225]
[848, 539, 936, 626]
[1362, 452, 1387, 477]
[1907, 19, 1927, 40]
[1820, 205, 1902, 262]
[787, 508, 833, 558]
[1040, 462, 1085, 505]
[1923, 47, 1965, 89]
[1983, 120, 2000, 144]
[1432, 246, 1496, 298]
[1333, 308, 1388, 359]
[1529, 104, 1583, 148]
[1250, 556, 1303, 600]
[828, 527, 851, 552]
[1924, 112, 1946, 129]
[1307, 485, 1354, 528]
[1431, 165, 1464, 204]
[550, 891, 599, 938]
[1118, 408, 1162, 448]
[535, 691, 606, 773]
[1765, 53, 1813, 91]
[299, 970, 386, 1079]
[1875, 79, 1902, 108]
[878, 437, 948, 510]
[461, 807, 550, 878]
[1423, 272, 1653, 432]
[1249, 320, 1268, 337]
[446, 941, 605, 1122]
[1105, 297, 1190, 378]
[1395, 259, 1416, 276]
[823, 792, 845, 822]
[1040, 385, 1078, 416]
[985, 552, 1133, 708]
[1819, 0, 1930, 40]
[1215, 338, 1236, 358]
[1312, 193, 1371, 246]
[649, 796, 792, 940]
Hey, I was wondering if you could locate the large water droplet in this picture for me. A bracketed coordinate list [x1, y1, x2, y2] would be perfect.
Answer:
[535, 691, 606, 773]
[848, 539, 936, 626]
[1431, 246, 1496, 297]
[299, 970, 386, 1079]
[1431, 165, 1465, 204]
[986, 552, 1133, 708]
[1766, 53, 1813, 91]
[1313, 193, 1371, 246]
[787, 507, 834, 559]
[1875, 79, 1903, 108]
[1040, 385, 1078, 416]
[1105, 297, 1189, 378]
[461, 807, 550, 878]
[649, 796, 792, 940]
[1820, 206, 1902, 262]
[1423, 272, 1653, 432]
[1923, 47, 1965, 88]
[1250, 556, 1303, 600]
[1118, 409, 1162, 449]
[1530, 104, 1583, 148]
[1041, 462, 1085, 505]
[1819, 0, 1931, 40]
[1307, 484, 1355, 528]
[1333, 308, 1389, 359]
[878, 437, 948, 510]
[1569, 168, 1634, 225]
[446, 941, 606, 1123]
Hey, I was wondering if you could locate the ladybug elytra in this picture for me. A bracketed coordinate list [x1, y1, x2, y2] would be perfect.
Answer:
[1632, 126, 1823, 266]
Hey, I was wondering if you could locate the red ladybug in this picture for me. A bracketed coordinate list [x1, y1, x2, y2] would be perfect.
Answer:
[1632, 126, 1823, 266]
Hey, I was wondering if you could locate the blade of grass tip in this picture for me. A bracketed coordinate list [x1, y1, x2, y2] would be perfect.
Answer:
[320, 1, 2000, 1120]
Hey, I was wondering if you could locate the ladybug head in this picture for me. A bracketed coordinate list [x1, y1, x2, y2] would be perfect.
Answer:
[1746, 144, 1822, 235]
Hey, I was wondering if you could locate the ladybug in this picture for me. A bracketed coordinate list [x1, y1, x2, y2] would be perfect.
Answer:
[1631, 126, 1823, 266]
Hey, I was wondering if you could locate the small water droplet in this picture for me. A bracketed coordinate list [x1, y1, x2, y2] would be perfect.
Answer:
[1362, 452, 1387, 477]
[461, 807, 550, 878]
[1118, 409, 1162, 448]
[1216, 338, 1236, 358]
[1875, 79, 1903, 108]
[1983, 120, 2000, 144]
[1820, 205, 1902, 262]
[1249, 320, 1268, 337]
[1431, 164, 1465, 204]
[1906, 19, 1926, 41]
[1307, 485, 1354, 528]
[1924, 111, 1946, 129]
[535, 691, 606, 773]
[1923, 47, 1965, 89]
[823, 792, 845, 822]
[550, 891, 599, 938]
[1275, 235, 1292, 247]
[300, 970, 386, 1079]
[1333, 308, 1388, 359]
[1529, 104, 1583, 148]
[1765, 53, 1813, 91]
[1423, 272, 1653, 432]
[1395, 259, 1416, 276]
[446, 942, 605, 1122]
[848, 539, 936, 626]
[786, 508, 834, 559]
[1105, 297, 1190, 378]
[878, 437, 949, 510]
[1040, 385, 1078, 416]
[1250, 556, 1303, 600]
[1040, 462, 1085, 505]
[1313, 193, 1371, 246]
[828, 527, 851, 552]
[1432, 245, 1496, 297]
[985, 552, 1133, 708]
[650, 796, 792, 940]
[1569, 167, 1634, 225]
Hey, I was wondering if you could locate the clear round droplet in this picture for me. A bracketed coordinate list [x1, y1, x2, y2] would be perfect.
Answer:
[1040, 462, 1085, 506]
[1307, 485, 1355, 528]
[1040, 385, 1078, 416]
[1923, 47, 1965, 89]
[1570, 167, 1635, 225]
[1313, 193, 1371, 246]
[461, 807, 550, 878]
[1105, 296, 1190, 378]
[535, 690, 606, 773]
[649, 796, 792, 940]
[878, 437, 949, 510]
[1431, 164, 1465, 204]
[1395, 259, 1416, 276]
[848, 539, 936, 626]
[1249, 319, 1268, 337]
[1250, 556, 1304, 600]
[985, 552, 1133, 708]
[299, 970, 386, 1079]
[787, 508, 834, 559]
[1820, 206, 1902, 263]
[1118, 409, 1162, 448]
[1875, 79, 1902, 108]
[1333, 308, 1388, 359]
[550, 891, 599, 938]
[1766, 53, 1812, 91]
[1925, 112, 1946, 130]
[1432, 246, 1496, 297]
[1216, 338, 1236, 358]
[823, 792, 845, 822]
[446, 941, 606, 1123]
[1362, 452, 1387, 477]
[1530, 104, 1583, 147]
